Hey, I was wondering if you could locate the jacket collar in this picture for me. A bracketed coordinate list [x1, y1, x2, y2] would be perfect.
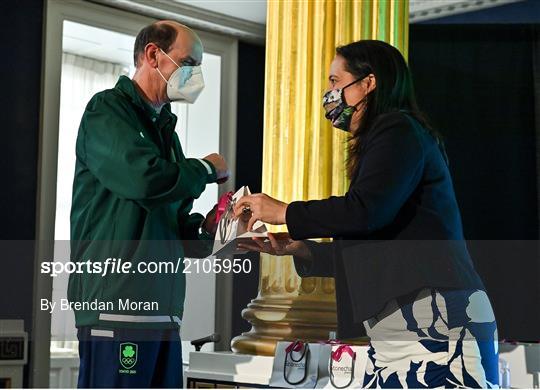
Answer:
[114, 75, 174, 123]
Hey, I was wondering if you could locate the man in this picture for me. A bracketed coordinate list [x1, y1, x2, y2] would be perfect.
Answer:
[68, 21, 229, 388]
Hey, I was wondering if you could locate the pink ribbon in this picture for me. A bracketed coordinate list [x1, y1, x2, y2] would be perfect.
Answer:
[331, 345, 356, 362]
[215, 191, 233, 224]
[317, 339, 341, 345]
[285, 341, 305, 353]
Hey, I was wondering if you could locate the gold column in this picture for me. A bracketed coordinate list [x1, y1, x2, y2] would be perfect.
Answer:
[231, 0, 409, 356]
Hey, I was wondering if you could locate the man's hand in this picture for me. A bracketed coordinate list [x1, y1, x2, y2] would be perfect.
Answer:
[203, 153, 230, 184]
[202, 204, 218, 235]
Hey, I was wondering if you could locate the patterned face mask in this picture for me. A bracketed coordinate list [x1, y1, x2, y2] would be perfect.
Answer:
[322, 77, 366, 132]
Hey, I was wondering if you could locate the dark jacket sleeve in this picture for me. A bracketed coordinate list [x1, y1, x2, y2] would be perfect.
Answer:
[286, 113, 424, 240]
[80, 93, 217, 211]
[293, 240, 335, 278]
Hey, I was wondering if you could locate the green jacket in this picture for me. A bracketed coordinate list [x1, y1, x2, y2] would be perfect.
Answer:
[68, 75, 217, 329]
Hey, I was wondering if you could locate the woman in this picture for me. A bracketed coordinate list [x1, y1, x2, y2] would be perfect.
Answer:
[234, 40, 499, 388]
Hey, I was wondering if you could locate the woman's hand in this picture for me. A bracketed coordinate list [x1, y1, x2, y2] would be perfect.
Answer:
[237, 232, 312, 260]
[233, 193, 289, 232]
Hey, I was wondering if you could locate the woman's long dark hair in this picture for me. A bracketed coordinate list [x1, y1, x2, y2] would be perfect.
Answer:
[335, 40, 445, 178]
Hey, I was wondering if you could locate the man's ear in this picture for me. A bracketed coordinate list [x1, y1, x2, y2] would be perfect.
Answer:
[144, 43, 160, 68]
[367, 74, 377, 93]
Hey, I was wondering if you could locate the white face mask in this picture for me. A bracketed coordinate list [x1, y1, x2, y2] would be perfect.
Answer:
[156, 48, 205, 104]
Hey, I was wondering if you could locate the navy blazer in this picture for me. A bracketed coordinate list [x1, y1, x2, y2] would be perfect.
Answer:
[286, 111, 484, 338]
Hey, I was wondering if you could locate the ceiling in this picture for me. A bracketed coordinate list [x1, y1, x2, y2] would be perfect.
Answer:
[172, 0, 522, 24]
[63, 0, 524, 67]
[173, 0, 266, 24]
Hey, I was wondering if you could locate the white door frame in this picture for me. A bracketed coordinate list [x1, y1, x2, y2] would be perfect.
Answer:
[34, 0, 238, 386]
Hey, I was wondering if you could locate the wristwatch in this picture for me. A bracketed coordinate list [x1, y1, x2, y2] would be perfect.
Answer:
[198, 220, 214, 239]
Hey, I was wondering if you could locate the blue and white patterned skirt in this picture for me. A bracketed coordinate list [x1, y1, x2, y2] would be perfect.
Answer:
[362, 288, 499, 388]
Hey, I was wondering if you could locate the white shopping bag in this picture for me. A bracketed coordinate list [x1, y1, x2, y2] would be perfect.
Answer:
[270, 340, 332, 388]
[317, 344, 367, 389]
[211, 186, 267, 257]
